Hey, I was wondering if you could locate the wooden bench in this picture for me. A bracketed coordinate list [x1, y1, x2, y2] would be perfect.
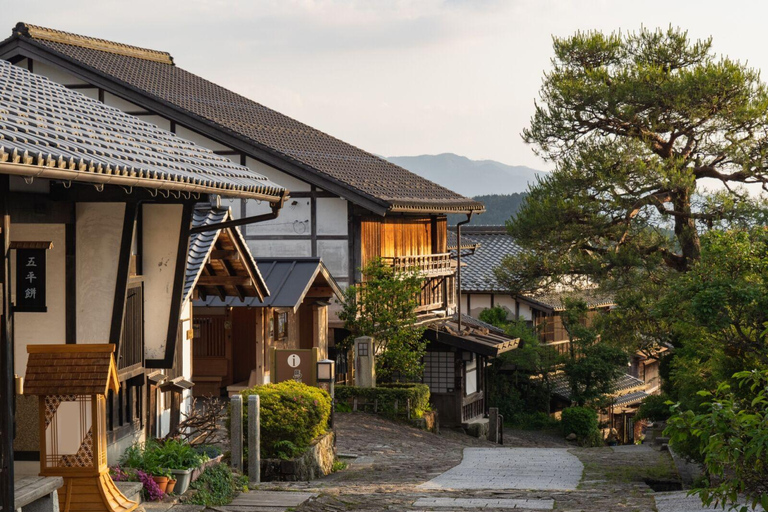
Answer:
[8, 476, 63, 512]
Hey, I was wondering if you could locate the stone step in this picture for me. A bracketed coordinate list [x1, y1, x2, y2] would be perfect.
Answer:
[115, 482, 143, 504]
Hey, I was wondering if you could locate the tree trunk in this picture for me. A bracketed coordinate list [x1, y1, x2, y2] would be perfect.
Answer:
[673, 189, 701, 270]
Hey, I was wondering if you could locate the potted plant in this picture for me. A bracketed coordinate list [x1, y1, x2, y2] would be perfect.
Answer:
[156, 439, 205, 495]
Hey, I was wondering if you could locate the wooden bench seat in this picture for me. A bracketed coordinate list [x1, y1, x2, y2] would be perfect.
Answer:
[5, 476, 63, 512]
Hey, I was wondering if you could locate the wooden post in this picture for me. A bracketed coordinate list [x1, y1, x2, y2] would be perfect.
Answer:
[394, 399, 399, 416]
[0, 175, 13, 511]
[353, 397, 357, 412]
[231, 395, 243, 472]
[407, 399, 411, 420]
[489, 407, 499, 444]
[248, 395, 260, 485]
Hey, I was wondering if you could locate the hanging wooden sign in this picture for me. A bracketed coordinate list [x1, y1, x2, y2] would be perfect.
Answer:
[16, 248, 47, 312]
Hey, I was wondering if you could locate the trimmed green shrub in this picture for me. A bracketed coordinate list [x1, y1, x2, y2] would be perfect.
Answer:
[186, 464, 246, 505]
[561, 406, 598, 439]
[335, 383, 430, 419]
[239, 381, 331, 460]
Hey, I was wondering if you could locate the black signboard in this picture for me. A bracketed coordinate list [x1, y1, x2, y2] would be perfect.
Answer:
[16, 248, 46, 312]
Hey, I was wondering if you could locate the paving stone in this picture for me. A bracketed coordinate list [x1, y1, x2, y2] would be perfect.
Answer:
[654, 491, 764, 512]
[420, 448, 583, 491]
[413, 497, 554, 509]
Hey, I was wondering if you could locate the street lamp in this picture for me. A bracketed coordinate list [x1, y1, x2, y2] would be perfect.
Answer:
[316, 359, 335, 429]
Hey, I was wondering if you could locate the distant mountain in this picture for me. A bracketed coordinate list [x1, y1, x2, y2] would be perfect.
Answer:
[386, 153, 545, 197]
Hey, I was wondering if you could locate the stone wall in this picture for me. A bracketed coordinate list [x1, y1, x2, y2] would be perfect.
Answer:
[260, 431, 335, 481]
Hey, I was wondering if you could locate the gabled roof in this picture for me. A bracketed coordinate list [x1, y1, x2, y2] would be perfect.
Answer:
[2, 23, 484, 216]
[195, 257, 342, 312]
[425, 316, 519, 357]
[0, 60, 285, 201]
[184, 207, 268, 305]
[549, 372, 646, 403]
[25, 344, 119, 396]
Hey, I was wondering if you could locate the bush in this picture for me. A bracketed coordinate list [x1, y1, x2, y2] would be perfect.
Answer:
[636, 394, 673, 422]
[334, 383, 430, 418]
[561, 406, 599, 440]
[186, 464, 246, 506]
[239, 381, 331, 460]
[508, 411, 559, 430]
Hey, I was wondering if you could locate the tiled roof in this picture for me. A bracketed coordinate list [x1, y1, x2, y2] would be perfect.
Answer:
[614, 390, 649, 406]
[425, 317, 519, 357]
[24, 344, 119, 396]
[519, 290, 616, 312]
[195, 257, 342, 311]
[7, 23, 484, 214]
[0, 60, 285, 201]
[550, 372, 645, 402]
[448, 227, 523, 292]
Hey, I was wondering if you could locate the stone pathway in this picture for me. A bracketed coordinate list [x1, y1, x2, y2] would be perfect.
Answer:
[420, 448, 583, 491]
[413, 497, 555, 509]
[217, 490, 317, 512]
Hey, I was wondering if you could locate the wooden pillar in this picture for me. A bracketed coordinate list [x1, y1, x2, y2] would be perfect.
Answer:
[0, 175, 14, 511]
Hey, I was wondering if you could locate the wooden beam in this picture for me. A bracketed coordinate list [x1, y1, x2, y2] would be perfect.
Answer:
[209, 250, 239, 260]
[197, 276, 252, 286]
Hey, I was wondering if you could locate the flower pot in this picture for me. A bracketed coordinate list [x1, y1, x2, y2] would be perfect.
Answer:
[166, 478, 177, 494]
[170, 468, 193, 495]
[151, 475, 169, 494]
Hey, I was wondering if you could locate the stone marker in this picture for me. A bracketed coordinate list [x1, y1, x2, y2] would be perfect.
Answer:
[231, 395, 243, 472]
[489, 407, 499, 444]
[248, 394, 260, 485]
[354, 336, 376, 388]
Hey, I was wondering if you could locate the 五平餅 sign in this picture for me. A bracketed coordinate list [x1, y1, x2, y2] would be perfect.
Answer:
[16, 248, 46, 312]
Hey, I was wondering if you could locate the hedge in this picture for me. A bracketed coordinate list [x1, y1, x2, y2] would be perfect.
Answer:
[335, 383, 430, 419]
[238, 381, 331, 460]
[561, 406, 599, 445]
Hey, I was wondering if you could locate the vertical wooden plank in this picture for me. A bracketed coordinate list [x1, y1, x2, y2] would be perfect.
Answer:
[65, 209, 77, 344]
[0, 174, 13, 511]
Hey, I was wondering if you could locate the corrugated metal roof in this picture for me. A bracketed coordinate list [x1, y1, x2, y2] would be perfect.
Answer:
[0, 60, 285, 201]
[194, 257, 342, 310]
[6, 23, 482, 214]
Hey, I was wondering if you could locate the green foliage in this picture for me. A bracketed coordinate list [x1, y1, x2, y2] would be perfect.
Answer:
[478, 306, 510, 328]
[331, 460, 348, 472]
[155, 439, 206, 470]
[497, 26, 768, 296]
[238, 381, 331, 460]
[561, 406, 600, 446]
[508, 411, 559, 431]
[186, 464, 245, 506]
[636, 394, 674, 422]
[338, 258, 427, 382]
[559, 299, 628, 407]
[335, 383, 430, 419]
[119, 438, 206, 477]
[665, 370, 768, 509]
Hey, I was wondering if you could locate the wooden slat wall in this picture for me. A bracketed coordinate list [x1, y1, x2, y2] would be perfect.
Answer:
[434, 216, 447, 252]
[361, 216, 437, 269]
[193, 315, 227, 357]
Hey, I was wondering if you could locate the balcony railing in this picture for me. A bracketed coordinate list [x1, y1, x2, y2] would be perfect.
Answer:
[382, 253, 455, 278]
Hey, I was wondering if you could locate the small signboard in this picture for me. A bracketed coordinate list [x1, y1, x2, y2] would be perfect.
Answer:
[16, 248, 46, 312]
[272, 348, 317, 385]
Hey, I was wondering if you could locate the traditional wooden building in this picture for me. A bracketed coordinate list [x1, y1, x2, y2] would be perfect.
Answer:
[184, 207, 342, 396]
[0, 59, 285, 508]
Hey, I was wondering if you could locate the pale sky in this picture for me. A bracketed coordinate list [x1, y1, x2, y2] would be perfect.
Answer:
[6, 1, 768, 171]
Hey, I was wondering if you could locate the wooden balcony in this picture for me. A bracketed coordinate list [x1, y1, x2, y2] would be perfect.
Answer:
[382, 252, 455, 278]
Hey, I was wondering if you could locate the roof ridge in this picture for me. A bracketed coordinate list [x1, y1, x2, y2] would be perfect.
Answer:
[15, 22, 173, 65]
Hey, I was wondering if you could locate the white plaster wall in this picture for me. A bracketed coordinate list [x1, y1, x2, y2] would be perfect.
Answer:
[175, 125, 231, 151]
[245, 197, 310, 236]
[32, 61, 89, 85]
[12, 224, 66, 375]
[462, 293, 533, 321]
[247, 239, 312, 258]
[316, 198, 347, 235]
[103, 92, 144, 112]
[76, 203, 124, 344]
[465, 293, 492, 319]
[107, 429, 144, 467]
[142, 204, 183, 360]
[246, 157, 309, 192]
[317, 240, 348, 279]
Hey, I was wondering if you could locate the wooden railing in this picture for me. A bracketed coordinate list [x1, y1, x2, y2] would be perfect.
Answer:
[382, 253, 455, 278]
[461, 392, 484, 423]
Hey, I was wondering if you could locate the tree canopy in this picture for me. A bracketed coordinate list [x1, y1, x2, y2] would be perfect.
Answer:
[498, 27, 768, 294]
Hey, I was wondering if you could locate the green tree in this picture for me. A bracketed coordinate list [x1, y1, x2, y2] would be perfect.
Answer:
[496, 27, 768, 296]
[559, 298, 627, 407]
[478, 305, 511, 328]
[338, 258, 427, 382]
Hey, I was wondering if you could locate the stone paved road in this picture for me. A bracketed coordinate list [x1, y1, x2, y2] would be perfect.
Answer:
[420, 448, 583, 490]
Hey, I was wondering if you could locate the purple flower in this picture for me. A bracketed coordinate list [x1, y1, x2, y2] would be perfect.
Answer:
[136, 470, 165, 501]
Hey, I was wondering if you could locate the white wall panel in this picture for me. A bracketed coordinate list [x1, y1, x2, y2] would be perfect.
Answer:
[316, 198, 347, 235]
[317, 240, 348, 279]
[12, 224, 66, 375]
[137, 115, 171, 132]
[247, 239, 312, 258]
[33, 61, 89, 85]
[103, 92, 144, 112]
[142, 204, 183, 360]
[175, 125, 230, 151]
[76, 203, 124, 344]
[245, 198, 310, 236]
